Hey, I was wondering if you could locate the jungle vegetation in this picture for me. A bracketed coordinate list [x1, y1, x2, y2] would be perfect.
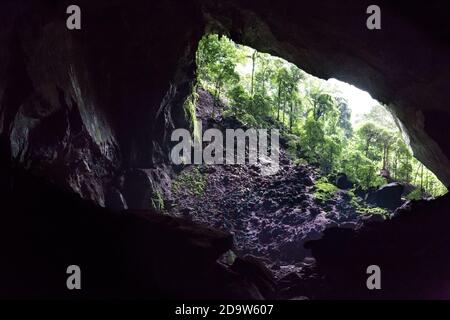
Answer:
[195, 34, 447, 198]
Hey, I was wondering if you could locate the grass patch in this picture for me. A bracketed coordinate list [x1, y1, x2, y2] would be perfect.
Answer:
[184, 87, 201, 142]
[357, 205, 388, 216]
[150, 190, 165, 212]
[314, 177, 338, 202]
[405, 188, 422, 201]
[172, 166, 208, 197]
[348, 191, 389, 216]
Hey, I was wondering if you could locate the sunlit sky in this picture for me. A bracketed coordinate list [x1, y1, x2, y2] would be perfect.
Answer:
[326, 78, 379, 125]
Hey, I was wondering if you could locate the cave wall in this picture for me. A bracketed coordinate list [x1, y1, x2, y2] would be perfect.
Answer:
[0, 0, 449, 208]
[0, 0, 204, 205]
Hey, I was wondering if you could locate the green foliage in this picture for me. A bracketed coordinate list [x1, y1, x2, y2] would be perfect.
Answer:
[341, 147, 384, 189]
[227, 84, 252, 122]
[301, 117, 324, 161]
[336, 97, 353, 138]
[150, 190, 165, 212]
[293, 158, 309, 166]
[345, 190, 388, 216]
[355, 203, 388, 216]
[197, 34, 243, 115]
[314, 177, 338, 202]
[172, 166, 208, 197]
[183, 88, 200, 141]
[406, 189, 423, 201]
[319, 135, 343, 174]
[284, 133, 302, 159]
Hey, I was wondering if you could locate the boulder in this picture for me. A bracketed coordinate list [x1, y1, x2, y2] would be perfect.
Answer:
[230, 254, 277, 299]
[366, 183, 404, 210]
[335, 173, 353, 190]
[122, 169, 153, 210]
[122, 167, 172, 211]
[354, 186, 366, 199]
[306, 193, 450, 299]
[401, 182, 417, 197]
[105, 187, 128, 211]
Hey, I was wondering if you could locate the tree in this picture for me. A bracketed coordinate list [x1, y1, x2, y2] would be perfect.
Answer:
[391, 137, 412, 182]
[336, 97, 353, 138]
[273, 64, 289, 123]
[377, 129, 393, 171]
[250, 50, 257, 98]
[356, 123, 382, 160]
[306, 85, 335, 121]
[320, 135, 343, 174]
[197, 34, 242, 115]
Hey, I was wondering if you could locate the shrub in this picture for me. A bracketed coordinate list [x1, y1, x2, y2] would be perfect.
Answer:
[183, 88, 201, 141]
[348, 192, 389, 216]
[406, 188, 422, 201]
[150, 190, 165, 212]
[172, 166, 208, 196]
[314, 177, 338, 202]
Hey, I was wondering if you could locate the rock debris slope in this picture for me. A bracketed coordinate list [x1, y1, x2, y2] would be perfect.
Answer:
[169, 89, 383, 298]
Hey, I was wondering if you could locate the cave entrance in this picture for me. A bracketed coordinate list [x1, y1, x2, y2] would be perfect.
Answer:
[167, 33, 447, 285]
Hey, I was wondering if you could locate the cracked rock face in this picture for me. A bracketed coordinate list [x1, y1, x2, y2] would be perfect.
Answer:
[0, 0, 203, 204]
[1, 0, 449, 206]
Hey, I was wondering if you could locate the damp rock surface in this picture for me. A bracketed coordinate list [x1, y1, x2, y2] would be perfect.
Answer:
[169, 90, 379, 298]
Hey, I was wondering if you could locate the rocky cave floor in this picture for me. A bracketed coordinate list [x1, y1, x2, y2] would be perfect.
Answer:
[166, 89, 388, 299]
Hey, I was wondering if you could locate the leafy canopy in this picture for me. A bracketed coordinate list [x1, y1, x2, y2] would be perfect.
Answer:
[195, 33, 447, 198]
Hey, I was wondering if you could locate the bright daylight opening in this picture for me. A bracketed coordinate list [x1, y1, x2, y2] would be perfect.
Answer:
[192, 34, 446, 198]
[168, 34, 447, 295]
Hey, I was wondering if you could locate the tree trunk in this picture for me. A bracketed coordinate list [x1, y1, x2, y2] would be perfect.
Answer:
[213, 78, 222, 118]
[406, 157, 410, 182]
[277, 78, 282, 121]
[386, 144, 390, 170]
[251, 50, 256, 98]
[313, 101, 317, 121]
[289, 101, 294, 131]
[365, 139, 370, 158]
[420, 164, 424, 195]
